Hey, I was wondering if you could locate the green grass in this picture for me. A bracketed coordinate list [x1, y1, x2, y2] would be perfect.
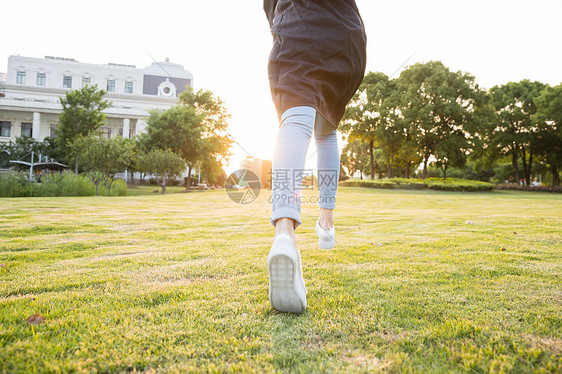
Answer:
[0, 187, 561, 373]
[125, 185, 192, 196]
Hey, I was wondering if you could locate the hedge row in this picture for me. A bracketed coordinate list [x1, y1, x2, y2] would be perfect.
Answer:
[340, 177, 495, 192]
[0, 172, 127, 197]
[495, 184, 562, 193]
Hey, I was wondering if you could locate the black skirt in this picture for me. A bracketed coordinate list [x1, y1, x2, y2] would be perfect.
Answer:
[265, 0, 367, 128]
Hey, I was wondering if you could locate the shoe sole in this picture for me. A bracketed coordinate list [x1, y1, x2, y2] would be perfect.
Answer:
[318, 238, 335, 249]
[268, 254, 306, 314]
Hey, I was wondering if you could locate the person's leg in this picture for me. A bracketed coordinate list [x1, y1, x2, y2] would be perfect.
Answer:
[268, 106, 314, 314]
[270, 106, 316, 243]
[314, 115, 339, 229]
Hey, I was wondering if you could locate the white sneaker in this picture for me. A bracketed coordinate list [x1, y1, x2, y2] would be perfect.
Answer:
[315, 220, 336, 249]
[267, 233, 307, 314]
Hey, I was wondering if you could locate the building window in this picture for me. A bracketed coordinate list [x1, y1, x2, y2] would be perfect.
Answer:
[124, 81, 133, 93]
[107, 80, 115, 92]
[50, 124, 58, 138]
[16, 71, 26, 85]
[37, 73, 46, 86]
[82, 77, 91, 87]
[101, 127, 112, 139]
[21, 122, 33, 137]
[0, 121, 11, 137]
[63, 75, 72, 88]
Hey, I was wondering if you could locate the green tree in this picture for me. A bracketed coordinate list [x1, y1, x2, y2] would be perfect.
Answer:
[397, 61, 483, 179]
[200, 157, 228, 186]
[70, 135, 133, 196]
[140, 105, 202, 185]
[434, 131, 468, 179]
[343, 72, 402, 179]
[489, 80, 546, 185]
[534, 84, 562, 185]
[141, 88, 233, 189]
[340, 139, 371, 179]
[137, 149, 185, 193]
[179, 88, 232, 187]
[56, 85, 110, 173]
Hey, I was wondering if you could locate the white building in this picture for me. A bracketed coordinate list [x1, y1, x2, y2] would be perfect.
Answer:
[0, 55, 193, 143]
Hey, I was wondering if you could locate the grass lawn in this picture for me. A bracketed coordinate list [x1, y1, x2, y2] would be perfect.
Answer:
[0, 187, 561, 373]
[124, 185, 193, 196]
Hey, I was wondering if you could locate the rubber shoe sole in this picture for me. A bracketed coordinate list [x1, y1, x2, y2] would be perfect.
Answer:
[267, 234, 307, 314]
[315, 221, 335, 249]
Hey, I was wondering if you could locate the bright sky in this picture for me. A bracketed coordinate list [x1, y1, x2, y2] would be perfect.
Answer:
[2, 0, 561, 174]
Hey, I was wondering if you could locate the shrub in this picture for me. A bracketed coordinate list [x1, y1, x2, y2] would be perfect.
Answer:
[340, 178, 425, 190]
[60, 173, 96, 196]
[0, 172, 127, 197]
[106, 178, 128, 196]
[36, 172, 96, 197]
[340, 177, 495, 192]
[389, 178, 426, 190]
[424, 178, 495, 192]
[35, 173, 63, 197]
[340, 179, 396, 189]
[0, 173, 34, 197]
[495, 184, 562, 193]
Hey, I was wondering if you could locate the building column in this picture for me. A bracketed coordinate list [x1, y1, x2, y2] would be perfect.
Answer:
[122, 118, 130, 139]
[135, 119, 147, 136]
[32, 112, 41, 140]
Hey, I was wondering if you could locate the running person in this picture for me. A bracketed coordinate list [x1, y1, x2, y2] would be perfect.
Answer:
[265, 0, 367, 313]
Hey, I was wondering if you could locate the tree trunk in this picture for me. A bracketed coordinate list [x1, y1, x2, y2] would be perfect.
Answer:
[422, 155, 429, 180]
[520, 146, 529, 185]
[512, 147, 520, 184]
[75, 157, 79, 174]
[551, 165, 560, 186]
[526, 149, 533, 186]
[95, 183, 99, 196]
[443, 164, 448, 180]
[405, 161, 411, 179]
[161, 175, 167, 194]
[360, 169, 363, 180]
[369, 139, 374, 180]
[107, 179, 112, 196]
[387, 153, 394, 179]
[186, 165, 192, 189]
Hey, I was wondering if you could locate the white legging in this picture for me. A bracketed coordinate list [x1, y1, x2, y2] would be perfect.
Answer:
[270, 106, 340, 228]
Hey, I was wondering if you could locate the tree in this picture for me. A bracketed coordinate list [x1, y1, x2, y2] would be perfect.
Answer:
[179, 88, 232, 187]
[70, 135, 133, 196]
[137, 149, 185, 193]
[396, 137, 422, 179]
[397, 61, 483, 179]
[56, 85, 110, 173]
[343, 72, 402, 179]
[489, 80, 546, 185]
[140, 105, 202, 185]
[434, 130, 468, 179]
[141, 88, 233, 188]
[534, 84, 562, 185]
[340, 139, 371, 179]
